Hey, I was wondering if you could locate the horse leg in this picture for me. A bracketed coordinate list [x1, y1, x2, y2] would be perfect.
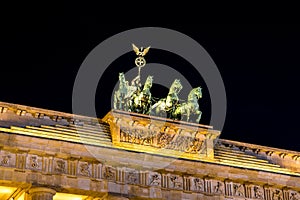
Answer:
[113, 93, 117, 109]
[127, 99, 132, 112]
[186, 109, 190, 122]
[124, 98, 128, 111]
[196, 110, 202, 123]
[153, 102, 162, 116]
[120, 94, 125, 110]
[144, 101, 150, 114]
[174, 107, 181, 121]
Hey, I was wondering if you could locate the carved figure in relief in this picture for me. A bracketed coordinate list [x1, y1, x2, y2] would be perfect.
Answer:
[150, 174, 161, 186]
[214, 182, 223, 194]
[127, 171, 138, 184]
[0, 155, 10, 166]
[80, 163, 90, 176]
[233, 184, 244, 196]
[104, 167, 115, 180]
[186, 139, 203, 153]
[272, 190, 282, 200]
[290, 192, 299, 200]
[30, 156, 39, 169]
[140, 130, 156, 145]
[169, 135, 194, 152]
[158, 132, 174, 148]
[253, 186, 263, 199]
[170, 175, 182, 188]
[194, 178, 204, 191]
[55, 160, 66, 173]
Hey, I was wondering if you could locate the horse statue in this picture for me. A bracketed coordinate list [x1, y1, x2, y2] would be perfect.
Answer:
[172, 87, 202, 123]
[150, 79, 183, 118]
[130, 75, 153, 114]
[113, 72, 130, 110]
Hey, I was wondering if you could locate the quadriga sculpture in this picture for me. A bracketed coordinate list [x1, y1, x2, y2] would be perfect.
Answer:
[113, 73, 203, 123]
[172, 87, 202, 123]
[150, 79, 183, 118]
[129, 75, 153, 114]
[113, 72, 129, 110]
[114, 72, 153, 114]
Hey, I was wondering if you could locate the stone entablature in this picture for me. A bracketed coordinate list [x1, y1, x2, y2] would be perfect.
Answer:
[1, 101, 300, 174]
[1, 132, 300, 199]
[1, 102, 300, 199]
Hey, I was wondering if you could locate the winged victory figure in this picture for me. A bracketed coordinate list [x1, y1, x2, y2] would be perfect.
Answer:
[132, 43, 151, 57]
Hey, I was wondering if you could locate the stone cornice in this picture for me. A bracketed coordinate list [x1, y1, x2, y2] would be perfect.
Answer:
[219, 139, 300, 158]
[0, 101, 101, 125]
[217, 139, 300, 173]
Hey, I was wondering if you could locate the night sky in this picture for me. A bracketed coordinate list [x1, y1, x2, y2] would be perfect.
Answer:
[1, 21, 300, 151]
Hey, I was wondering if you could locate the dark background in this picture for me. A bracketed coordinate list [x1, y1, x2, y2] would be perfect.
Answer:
[1, 21, 299, 151]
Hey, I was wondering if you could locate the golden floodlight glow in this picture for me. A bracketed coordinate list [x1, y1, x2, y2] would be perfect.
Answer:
[53, 193, 88, 200]
[16, 193, 25, 200]
[0, 186, 15, 193]
[0, 186, 17, 199]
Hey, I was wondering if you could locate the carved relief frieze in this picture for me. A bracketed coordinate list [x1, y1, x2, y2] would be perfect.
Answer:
[103, 166, 116, 181]
[168, 174, 183, 190]
[252, 185, 264, 199]
[0, 155, 11, 166]
[0, 147, 300, 200]
[168, 132, 196, 152]
[157, 132, 175, 148]
[265, 187, 284, 200]
[148, 172, 161, 186]
[0, 150, 16, 167]
[186, 137, 205, 153]
[78, 161, 91, 177]
[289, 190, 300, 200]
[26, 154, 42, 171]
[232, 182, 245, 197]
[53, 158, 67, 174]
[119, 126, 206, 154]
[212, 180, 224, 195]
[126, 169, 139, 185]
[191, 177, 204, 192]
[272, 189, 283, 200]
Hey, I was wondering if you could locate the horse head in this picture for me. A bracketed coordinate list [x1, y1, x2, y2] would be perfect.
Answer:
[119, 72, 126, 83]
[144, 75, 153, 89]
[187, 87, 202, 102]
[194, 87, 202, 99]
[170, 79, 183, 94]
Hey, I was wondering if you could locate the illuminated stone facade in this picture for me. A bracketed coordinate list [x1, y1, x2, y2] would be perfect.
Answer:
[1, 102, 300, 200]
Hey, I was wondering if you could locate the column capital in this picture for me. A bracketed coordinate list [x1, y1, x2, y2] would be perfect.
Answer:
[28, 187, 56, 200]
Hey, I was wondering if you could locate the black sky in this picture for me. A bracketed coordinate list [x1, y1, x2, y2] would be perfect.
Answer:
[1, 21, 299, 151]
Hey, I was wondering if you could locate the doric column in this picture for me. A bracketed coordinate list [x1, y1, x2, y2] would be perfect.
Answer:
[28, 187, 56, 200]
